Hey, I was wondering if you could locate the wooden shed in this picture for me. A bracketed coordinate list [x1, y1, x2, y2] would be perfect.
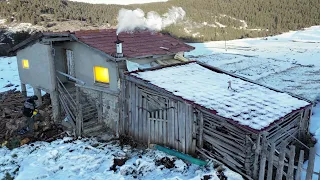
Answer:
[119, 61, 312, 177]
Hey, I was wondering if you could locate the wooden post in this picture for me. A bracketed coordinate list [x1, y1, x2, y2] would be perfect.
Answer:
[75, 87, 83, 136]
[275, 142, 286, 180]
[266, 143, 275, 180]
[197, 111, 204, 149]
[245, 135, 253, 176]
[148, 112, 151, 147]
[48, 44, 60, 123]
[142, 97, 148, 142]
[299, 110, 305, 140]
[253, 134, 261, 179]
[21, 83, 27, 97]
[50, 90, 60, 123]
[287, 145, 296, 180]
[296, 150, 304, 180]
[168, 100, 174, 147]
[306, 147, 316, 180]
[258, 133, 267, 180]
[191, 109, 197, 154]
[33, 87, 42, 106]
[185, 104, 193, 154]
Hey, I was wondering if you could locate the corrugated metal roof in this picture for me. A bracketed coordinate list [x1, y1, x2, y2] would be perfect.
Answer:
[73, 29, 195, 58]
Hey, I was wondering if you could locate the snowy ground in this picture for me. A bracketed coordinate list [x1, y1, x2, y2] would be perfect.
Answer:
[0, 137, 242, 180]
[68, 0, 168, 5]
[0, 57, 34, 94]
[187, 26, 320, 102]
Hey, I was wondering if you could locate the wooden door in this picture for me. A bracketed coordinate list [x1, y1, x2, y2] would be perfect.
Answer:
[66, 49, 75, 79]
[148, 110, 168, 146]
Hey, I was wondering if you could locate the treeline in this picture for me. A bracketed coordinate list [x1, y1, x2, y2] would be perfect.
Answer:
[0, 0, 319, 42]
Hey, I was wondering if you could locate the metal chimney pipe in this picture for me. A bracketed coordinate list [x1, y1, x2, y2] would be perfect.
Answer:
[115, 34, 124, 58]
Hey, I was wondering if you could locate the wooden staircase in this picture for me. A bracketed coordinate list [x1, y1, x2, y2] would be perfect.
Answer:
[57, 78, 105, 137]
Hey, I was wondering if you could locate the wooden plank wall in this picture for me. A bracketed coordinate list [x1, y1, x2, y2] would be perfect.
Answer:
[266, 109, 304, 148]
[197, 109, 256, 174]
[121, 80, 196, 154]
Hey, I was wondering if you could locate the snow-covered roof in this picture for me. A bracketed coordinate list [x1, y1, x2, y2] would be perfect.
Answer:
[132, 62, 310, 131]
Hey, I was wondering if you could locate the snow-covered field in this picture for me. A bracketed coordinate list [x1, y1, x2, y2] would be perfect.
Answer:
[68, 0, 168, 5]
[187, 26, 320, 102]
[0, 137, 242, 180]
[0, 57, 34, 94]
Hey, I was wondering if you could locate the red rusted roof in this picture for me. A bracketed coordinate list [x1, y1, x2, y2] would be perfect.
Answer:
[73, 29, 195, 58]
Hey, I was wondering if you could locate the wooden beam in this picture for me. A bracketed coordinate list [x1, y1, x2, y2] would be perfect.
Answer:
[75, 87, 83, 136]
[287, 145, 295, 180]
[306, 147, 316, 180]
[266, 143, 276, 180]
[198, 111, 204, 148]
[258, 133, 267, 180]
[275, 143, 286, 180]
[41, 37, 72, 42]
[57, 71, 85, 85]
[253, 134, 261, 179]
[296, 150, 304, 180]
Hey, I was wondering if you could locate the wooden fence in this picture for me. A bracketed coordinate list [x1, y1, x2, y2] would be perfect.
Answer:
[257, 134, 318, 180]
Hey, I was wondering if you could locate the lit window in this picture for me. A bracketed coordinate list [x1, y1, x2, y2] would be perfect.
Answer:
[94, 66, 109, 84]
[22, 59, 29, 69]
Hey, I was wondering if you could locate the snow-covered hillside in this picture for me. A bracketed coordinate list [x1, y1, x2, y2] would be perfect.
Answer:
[68, 0, 168, 5]
[187, 26, 320, 102]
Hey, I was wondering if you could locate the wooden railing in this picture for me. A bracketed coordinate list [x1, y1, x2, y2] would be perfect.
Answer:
[257, 134, 318, 180]
[56, 76, 83, 136]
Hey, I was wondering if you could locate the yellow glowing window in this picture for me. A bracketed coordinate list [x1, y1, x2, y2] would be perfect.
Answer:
[94, 66, 109, 84]
[22, 59, 29, 69]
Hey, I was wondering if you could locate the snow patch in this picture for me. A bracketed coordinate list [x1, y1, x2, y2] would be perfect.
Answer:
[187, 26, 320, 101]
[192, 32, 200, 37]
[0, 57, 35, 95]
[184, 27, 191, 34]
[0, 138, 241, 179]
[215, 22, 226, 28]
[0, 19, 6, 25]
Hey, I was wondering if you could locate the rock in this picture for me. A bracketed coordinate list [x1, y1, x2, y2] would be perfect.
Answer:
[20, 138, 30, 146]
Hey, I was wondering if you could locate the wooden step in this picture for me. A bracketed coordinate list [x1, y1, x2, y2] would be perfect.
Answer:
[83, 111, 98, 121]
[83, 123, 104, 135]
[82, 107, 96, 113]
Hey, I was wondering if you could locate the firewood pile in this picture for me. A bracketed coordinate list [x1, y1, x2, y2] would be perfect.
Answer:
[0, 89, 65, 149]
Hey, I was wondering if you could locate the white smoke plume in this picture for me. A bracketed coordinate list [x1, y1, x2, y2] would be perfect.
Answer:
[116, 7, 186, 34]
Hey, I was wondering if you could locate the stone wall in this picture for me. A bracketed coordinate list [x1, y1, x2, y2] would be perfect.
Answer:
[80, 87, 119, 132]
